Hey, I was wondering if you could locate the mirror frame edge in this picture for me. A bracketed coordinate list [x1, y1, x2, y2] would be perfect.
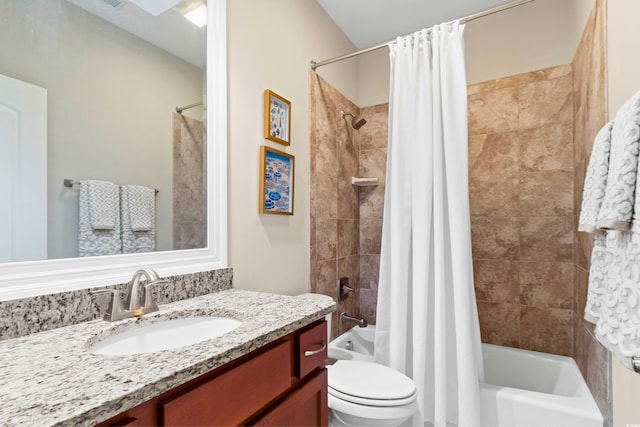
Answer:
[0, 0, 228, 301]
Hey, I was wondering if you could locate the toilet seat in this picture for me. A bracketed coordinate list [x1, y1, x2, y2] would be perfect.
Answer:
[328, 360, 417, 407]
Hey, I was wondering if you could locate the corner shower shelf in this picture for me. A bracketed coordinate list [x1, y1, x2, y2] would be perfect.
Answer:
[351, 177, 379, 187]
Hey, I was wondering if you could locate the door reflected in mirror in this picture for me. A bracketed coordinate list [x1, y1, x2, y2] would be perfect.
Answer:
[0, 0, 207, 262]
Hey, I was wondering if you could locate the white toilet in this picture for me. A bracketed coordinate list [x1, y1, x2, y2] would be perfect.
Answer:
[298, 293, 418, 427]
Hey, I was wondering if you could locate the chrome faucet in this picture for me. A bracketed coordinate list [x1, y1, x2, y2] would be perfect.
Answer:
[92, 269, 167, 321]
[340, 312, 368, 328]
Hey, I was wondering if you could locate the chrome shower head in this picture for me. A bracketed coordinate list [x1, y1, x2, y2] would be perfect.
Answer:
[341, 110, 367, 130]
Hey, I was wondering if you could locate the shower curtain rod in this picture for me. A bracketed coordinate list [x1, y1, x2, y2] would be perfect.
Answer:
[175, 101, 203, 114]
[310, 0, 535, 70]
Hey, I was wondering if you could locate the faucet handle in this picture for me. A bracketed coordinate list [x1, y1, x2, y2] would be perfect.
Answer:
[91, 288, 125, 321]
[142, 279, 167, 312]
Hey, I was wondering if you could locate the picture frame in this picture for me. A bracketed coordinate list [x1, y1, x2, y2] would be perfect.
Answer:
[259, 146, 294, 215]
[264, 89, 291, 146]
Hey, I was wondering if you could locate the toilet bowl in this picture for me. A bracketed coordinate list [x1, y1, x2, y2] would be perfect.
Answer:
[328, 360, 418, 427]
[297, 293, 418, 427]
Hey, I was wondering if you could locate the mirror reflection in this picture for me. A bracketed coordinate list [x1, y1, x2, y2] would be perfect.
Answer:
[0, 0, 207, 263]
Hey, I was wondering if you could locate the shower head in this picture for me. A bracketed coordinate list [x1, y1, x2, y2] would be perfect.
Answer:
[341, 110, 367, 130]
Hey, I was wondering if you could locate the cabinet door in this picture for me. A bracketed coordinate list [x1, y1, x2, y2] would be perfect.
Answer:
[161, 340, 292, 426]
[251, 369, 328, 427]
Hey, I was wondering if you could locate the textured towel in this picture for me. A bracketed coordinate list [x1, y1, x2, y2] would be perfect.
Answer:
[86, 180, 119, 230]
[586, 230, 640, 371]
[578, 121, 613, 233]
[120, 185, 156, 253]
[78, 180, 121, 256]
[597, 91, 640, 230]
[124, 185, 155, 231]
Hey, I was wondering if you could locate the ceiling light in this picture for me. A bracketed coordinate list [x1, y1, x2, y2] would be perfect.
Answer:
[127, 0, 182, 16]
[184, 4, 207, 27]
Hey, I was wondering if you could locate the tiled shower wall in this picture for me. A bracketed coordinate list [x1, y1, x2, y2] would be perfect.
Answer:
[309, 72, 361, 340]
[572, 0, 610, 422]
[467, 64, 575, 356]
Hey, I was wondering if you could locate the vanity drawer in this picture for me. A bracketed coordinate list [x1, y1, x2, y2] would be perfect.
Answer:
[160, 339, 292, 426]
[296, 320, 327, 379]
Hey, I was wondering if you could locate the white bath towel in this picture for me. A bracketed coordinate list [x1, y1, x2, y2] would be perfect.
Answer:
[578, 121, 614, 233]
[589, 230, 640, 371]
[78, 180, 121, 256]
[120, 185, 156, 253]
[597, 91, 640, 230]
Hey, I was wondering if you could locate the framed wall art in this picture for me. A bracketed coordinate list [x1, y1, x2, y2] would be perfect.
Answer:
[264, 89, 291, 146]
[259, 146, 294, 215]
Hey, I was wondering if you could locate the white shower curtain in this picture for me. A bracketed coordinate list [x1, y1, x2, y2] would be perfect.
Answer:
[374, 22, 484, 427]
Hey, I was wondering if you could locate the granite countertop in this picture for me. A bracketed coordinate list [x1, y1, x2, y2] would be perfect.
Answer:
[0, 289, 334, 427]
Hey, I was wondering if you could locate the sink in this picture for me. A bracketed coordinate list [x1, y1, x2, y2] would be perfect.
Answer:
[90, 316, 242, 356]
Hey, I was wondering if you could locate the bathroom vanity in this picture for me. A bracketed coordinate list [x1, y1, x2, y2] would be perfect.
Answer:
[0, 290, 333, 427]
[98, 319, 328, 426]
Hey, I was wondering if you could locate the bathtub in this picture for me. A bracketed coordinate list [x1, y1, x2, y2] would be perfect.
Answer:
[329, 325, 603, 427]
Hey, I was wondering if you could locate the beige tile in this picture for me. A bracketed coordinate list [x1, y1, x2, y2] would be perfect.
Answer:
[469, 132, 519, 176]
[359, 148, 387, 180]
[471, 216, 520, 260]
[359, 106, 389, 151]
[519, 262, 574, 309]
[477, 301, 520, 347]
[360, 218, 383, 255]
[360, 255, 380, 290]
[359, 184, 386, 219]
[473, 259, 519, 303]
[586, 331, 610, 420]
[310, 173, 337, 219]
[312, 259, 337, 298]
[337, 177, 359, 220]
[468, 87, 518, 135]
[520, 123, 573, 171]
[338, 219, 359, 258]
[312, 218, 337, 262]
[520, 306, 573, 356]
[518, 74, 573, 129]
[467, 80, 496, 96]
[469, 174, 519, 217]
[359, 288, 378, 325]
[519, 216, 573, 262]
[519, 171, 574, 216]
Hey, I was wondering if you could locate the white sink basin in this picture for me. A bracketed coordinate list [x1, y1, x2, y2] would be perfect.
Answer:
[90, 316, 242, 356]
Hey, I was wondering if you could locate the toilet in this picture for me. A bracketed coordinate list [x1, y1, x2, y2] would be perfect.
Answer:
[298, 293, 418, 427]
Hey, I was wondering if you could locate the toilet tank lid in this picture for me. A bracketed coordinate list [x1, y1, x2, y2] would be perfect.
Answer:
[328, 360, 416, 400]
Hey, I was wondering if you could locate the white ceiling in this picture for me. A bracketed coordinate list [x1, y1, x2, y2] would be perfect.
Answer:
[315, 0, 514, 48]
[67, 0, 205, 68]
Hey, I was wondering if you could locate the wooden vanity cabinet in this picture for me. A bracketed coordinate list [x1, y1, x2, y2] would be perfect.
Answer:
[97, 320, 328, 427]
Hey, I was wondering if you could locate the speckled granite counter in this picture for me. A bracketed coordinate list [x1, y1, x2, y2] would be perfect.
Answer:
[0, 289, 335, 427]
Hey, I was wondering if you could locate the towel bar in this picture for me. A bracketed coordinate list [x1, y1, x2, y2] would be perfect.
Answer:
[63, 179, 158, 194]
[633, 357, 640, 374]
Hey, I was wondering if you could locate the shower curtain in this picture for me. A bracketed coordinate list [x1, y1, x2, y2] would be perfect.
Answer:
[374, 22, 484, 427]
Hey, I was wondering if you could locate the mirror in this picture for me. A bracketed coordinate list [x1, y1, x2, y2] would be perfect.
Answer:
[0, 0, 227, 300]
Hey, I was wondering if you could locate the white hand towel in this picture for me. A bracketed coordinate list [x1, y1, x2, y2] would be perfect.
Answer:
[78, 180, 121, 257]
[123, 185, 156, 231]
[120, 185, 156, 254]
[578, 121, 613, 233]
[597, 91, 640, 230]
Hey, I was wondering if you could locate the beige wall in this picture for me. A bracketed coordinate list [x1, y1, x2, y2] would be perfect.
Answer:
[355, 0, 596, 108]
[0, 1, 204, 258]
[606, 1, 640, 425]
[227, 0, 358, 295]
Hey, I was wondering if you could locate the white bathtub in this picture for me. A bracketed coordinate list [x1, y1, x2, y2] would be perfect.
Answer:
[329, 325, 603, 427]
